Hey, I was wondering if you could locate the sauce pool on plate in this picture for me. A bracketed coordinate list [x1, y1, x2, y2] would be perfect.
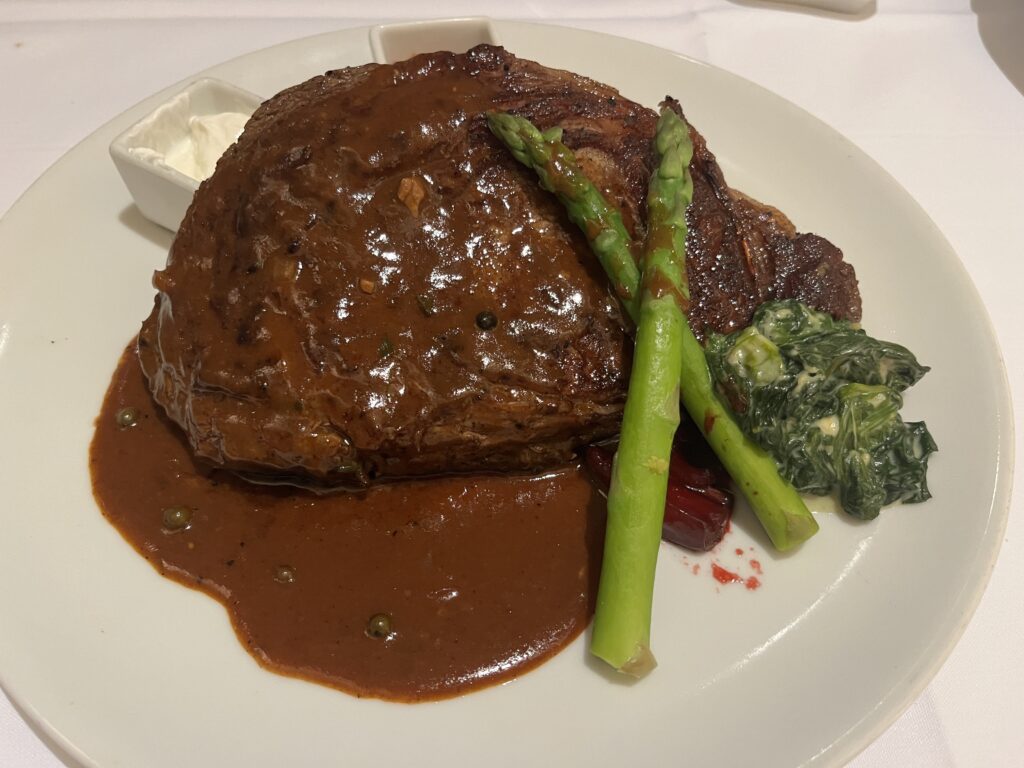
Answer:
[91, 343, 606, 701]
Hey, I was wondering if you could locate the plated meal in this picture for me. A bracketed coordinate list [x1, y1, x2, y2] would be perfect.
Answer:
[92, 43, 934, 697]
[0, 20, 1009, 768]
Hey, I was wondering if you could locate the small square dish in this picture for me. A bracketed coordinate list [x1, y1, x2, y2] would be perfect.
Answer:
[110, 77, 263, 231]
[369, 17, 496, 63]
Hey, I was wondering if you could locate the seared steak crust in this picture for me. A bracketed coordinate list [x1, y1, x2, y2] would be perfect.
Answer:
[138, 45, 860, 488]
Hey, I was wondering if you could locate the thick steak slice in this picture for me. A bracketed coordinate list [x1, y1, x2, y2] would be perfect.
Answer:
[138, 45, 860, 488]
[684, 119, 861, 337]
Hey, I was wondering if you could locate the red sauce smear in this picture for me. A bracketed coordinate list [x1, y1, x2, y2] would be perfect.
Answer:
[711, 562, 761, 591]
[711, 563, 743, 584]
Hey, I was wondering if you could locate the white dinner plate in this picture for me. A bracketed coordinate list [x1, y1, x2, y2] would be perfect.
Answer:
[0, 19, 1012, 768]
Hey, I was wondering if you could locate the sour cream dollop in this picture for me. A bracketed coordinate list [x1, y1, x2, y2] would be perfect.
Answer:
[162, 112, 250, 181]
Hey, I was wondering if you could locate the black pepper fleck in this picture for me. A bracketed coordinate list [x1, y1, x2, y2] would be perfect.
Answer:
[475, 310, 498, 331]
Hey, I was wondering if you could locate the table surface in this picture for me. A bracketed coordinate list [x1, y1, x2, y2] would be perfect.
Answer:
[2, 1, 1022, 766]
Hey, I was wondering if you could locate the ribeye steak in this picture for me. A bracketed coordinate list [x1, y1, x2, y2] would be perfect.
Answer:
[138, 45, 860, 488]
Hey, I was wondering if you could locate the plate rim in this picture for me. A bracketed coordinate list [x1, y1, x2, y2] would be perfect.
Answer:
[0, 17, 1014, 768]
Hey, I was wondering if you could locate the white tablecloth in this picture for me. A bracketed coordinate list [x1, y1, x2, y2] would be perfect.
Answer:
[2, 1, 1022, 765]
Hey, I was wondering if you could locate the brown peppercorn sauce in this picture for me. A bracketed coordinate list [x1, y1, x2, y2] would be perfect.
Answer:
[91, 344, 604, 701]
